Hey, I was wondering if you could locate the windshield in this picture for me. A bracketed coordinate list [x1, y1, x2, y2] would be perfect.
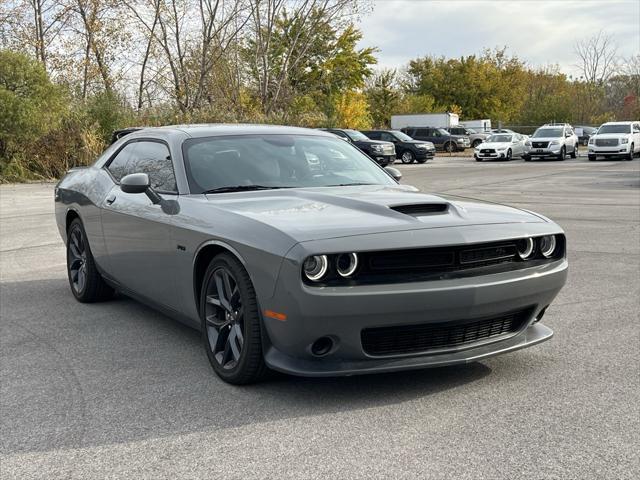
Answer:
[391, 131, 413, 142]
[597, 124, 631, 134]
[487, 134, 512, 143]
[533, 128, 563, 138]
[183, 134, 396, 193]
[343, 130, 369, 141]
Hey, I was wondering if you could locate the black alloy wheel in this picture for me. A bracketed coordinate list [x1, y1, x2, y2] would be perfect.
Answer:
[66, 218, 113, 302]
[201, 253, 266, 384]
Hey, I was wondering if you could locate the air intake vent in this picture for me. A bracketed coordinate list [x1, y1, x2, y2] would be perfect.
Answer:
[390, 203, 448, 216]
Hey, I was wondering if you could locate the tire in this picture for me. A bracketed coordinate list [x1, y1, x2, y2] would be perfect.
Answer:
[506, 149, 512, 161]
[400, 150, 415, 164]
[588, 155, 597, 161]
[444, 142, 455, 153]
[201, 253, 266, 384]
[475, 157, 482, 162]
[627, 145, 634, 161]
[570, 144, 577, 159]
[66, 218, 114, 302]
[557, 146, 566, 161]
[472, 139, 482, 148]
[523, 155, 531, 162]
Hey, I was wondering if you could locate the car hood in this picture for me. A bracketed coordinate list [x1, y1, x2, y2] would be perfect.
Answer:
[530, 137, 562, 142]
[477, 142, 511, 149]
[205, 185, 546, 242]
[593, 133, 628, 139]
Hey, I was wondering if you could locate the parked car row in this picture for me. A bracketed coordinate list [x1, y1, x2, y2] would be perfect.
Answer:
[321, 121, 639, 166]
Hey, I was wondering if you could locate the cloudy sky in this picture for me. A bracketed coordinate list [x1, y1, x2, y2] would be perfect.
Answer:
[358, 0, 640, 76]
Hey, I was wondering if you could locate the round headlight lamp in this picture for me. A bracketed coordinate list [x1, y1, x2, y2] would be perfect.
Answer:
[539, 235, 557, 258]
[517, 238, 535, 260]
[336, 253, 359, 278]
[303, 255, 328, 281]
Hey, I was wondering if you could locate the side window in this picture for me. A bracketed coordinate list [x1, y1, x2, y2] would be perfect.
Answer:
[432, 129, 441, 137]
[107, 143, 138, 182]
[633, 124, 640, 133]
[380, 132, 394, 142]
[367, 132, 380, 140]
[416, 129, 428, 137]
[128, 141, 177, 193]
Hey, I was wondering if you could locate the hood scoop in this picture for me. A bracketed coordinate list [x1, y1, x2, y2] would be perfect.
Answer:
[390, 203, 449, 217]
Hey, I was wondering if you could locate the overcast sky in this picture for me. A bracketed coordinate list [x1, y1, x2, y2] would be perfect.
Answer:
[357, 0, 640, 76]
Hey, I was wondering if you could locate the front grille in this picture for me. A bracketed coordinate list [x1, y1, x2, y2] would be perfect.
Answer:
[595, 138, 618, 147]
[361, 308, 532, 356]
[480, 149, 496, 154]
[382, 145, 395, 154]
[532, 141, 549, 148]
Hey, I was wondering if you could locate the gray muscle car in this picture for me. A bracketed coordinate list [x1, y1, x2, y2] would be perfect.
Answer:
[55, 124, 568, 384]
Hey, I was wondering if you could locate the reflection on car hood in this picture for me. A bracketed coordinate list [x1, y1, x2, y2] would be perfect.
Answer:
[477, 142, 511, 149]
[205, 185, 546, 242]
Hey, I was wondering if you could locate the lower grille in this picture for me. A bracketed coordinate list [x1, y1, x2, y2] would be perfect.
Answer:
[480, 149, 496, 154]
[595, 138, 618, 147]
[361, 309, 531, 356]
[532, 141, 549, 148]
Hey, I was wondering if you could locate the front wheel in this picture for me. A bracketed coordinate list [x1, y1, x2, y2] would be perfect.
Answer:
[627, 144, 634, 161]
[201, 253, 266, 384]
[400, 150, 415, 164]
[523, 155, 531, 162]
[506, 149, 512, 161]
[557, 146, 566, 161]
[570, 144, 577, 158]
[588, 155, 597, 161]
[444, 142, 455, 153]
[66, 218, 113, 302]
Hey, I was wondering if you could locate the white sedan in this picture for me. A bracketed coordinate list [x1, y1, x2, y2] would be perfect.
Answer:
[474, 133, 527, 161]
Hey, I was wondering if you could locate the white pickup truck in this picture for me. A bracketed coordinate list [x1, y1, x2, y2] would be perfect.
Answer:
[588, 121, 640, 161]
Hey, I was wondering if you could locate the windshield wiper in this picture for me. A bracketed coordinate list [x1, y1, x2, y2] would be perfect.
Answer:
[203, 185, 288, 194]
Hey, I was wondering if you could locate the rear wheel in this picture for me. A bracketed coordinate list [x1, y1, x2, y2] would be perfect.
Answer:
[66, 218, 113, 302]
[201, 253, 266, 384]
[400, 150, 415, 164]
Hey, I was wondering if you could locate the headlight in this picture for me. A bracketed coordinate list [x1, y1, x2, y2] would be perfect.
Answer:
[621, 138, 629, 144]
[371, 144, 383, 152]
[517, 238, 535, 260]
[588, 137, 595, 144]
[336, 253, 358, 278]
[549, 140, 559, 146]
[539, 236, 557, 258]
[525, 141, 531, 146]
[417, 144, 429, 149]
[303, 255, 328, 281]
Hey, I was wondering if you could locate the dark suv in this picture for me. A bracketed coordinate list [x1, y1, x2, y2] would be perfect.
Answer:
[361, 130, 435, 164]
[321, 128, 396, 166]
[401, 127, 470, 152]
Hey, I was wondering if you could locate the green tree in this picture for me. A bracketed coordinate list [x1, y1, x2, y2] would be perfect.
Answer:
[365, 69, 399, 127]
[0, 50, 65, 158]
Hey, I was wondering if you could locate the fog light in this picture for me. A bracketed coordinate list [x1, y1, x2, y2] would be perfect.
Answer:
[336, 252, 358, 277]
[517, 238, 535, 260]
[311, 336, 334, 356]
[539, 235, 557, 258]
[303, 255, 328, 281]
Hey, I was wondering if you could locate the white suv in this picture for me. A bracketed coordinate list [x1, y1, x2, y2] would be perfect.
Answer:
[523, 124, 579, 161]
[588, 121, 640, 161]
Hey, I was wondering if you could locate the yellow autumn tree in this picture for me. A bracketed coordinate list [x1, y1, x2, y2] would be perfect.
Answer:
[333, 91, 372, 129]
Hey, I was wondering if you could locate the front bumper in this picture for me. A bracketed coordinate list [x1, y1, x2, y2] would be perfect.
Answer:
[475, 150, 509, 160]
[588, 144, 629, 156]
[414, 149, 436, 159]
[524, 147, 562, 158]
[261, 248, 567, 376]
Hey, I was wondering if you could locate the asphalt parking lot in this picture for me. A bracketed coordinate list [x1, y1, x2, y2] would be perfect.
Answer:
[1, 156, 639, 479]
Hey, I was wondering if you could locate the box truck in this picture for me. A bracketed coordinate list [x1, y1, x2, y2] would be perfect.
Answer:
[390, 113, 459, 130]
[460, 119, 492, 132]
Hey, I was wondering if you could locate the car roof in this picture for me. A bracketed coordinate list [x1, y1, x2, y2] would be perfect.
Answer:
[121, 124, 335, 139]
[601, 121, 634, 125]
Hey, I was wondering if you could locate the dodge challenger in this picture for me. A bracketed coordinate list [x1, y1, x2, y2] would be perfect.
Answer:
[55, 124, 568, 384]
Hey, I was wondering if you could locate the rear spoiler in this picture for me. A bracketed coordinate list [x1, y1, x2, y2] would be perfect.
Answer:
[110, 127, 143, 144]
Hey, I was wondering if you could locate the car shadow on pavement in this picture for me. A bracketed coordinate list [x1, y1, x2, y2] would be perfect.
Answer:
[1, 278, 492, 456]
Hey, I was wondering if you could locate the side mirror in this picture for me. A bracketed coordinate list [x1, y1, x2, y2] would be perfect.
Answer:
[385, 166, 402, 182]
[120, 172, 162, 204]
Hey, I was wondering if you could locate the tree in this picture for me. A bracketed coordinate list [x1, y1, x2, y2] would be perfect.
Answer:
[333, 90, 370, 129]
[365, 69, 399, 127]
[574, 31, 618, 85]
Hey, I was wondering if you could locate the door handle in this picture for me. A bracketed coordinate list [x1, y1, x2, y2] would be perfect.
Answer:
[106, 194, 116, 205]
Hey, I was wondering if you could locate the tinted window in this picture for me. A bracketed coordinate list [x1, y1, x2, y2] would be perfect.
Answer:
[365, 131, 381, 140]
[415, 129, 429, 137]
[128, 141, 176, 192]
[597, 124, 631, 134]
[183, 135, 395, 193]
[380, 132, 395, 142]
[107, 143, 138, 181]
